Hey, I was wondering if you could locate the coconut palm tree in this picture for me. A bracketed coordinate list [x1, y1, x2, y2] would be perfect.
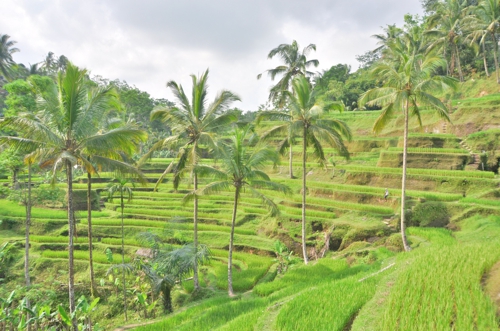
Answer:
[466, 27, 491, 77]
[466, 0, 500, 83]
[83, 116, 146, 298]
[372, 24, 403, 55]
[107, 177, 135, 321]
[142, 69, 239, 291]
[0, 62, 147, 330]
[257, 40, 319, 106]
[425, 0, 469, 81]
[259, 75, 351, 264]
[194, 126, 290, 296]
[257, 40, 319, 179]
[359, 44, 458, 252]
[0, 34, 19, 81]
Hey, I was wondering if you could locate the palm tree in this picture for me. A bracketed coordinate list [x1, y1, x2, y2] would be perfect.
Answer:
[0, 62, 147, 330]
[257, 40, 319, 178]
[107, 177, 135, 321]
[257, 40, 319, 105]
[466, 27, 491, 77]
[259, 76, 352, 264]
[84, 117, 146, 298]
[137, 232, 211, 314]
[143, 69, 239, 291]
[372, 24, 403, 54]
[194, 126, 290, 296]
[467, 0, 500, 83]
[359, 45, 458, 252]
[0, 34, 19, 81]
[425, 0, 469, 81]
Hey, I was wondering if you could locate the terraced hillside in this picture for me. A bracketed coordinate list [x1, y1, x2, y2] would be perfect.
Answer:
[1, 93, 500, 330]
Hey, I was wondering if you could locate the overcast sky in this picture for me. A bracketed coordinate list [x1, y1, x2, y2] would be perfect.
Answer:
[2, 0, 423, 111]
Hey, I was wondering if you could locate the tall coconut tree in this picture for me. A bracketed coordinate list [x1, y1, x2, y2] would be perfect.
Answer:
[372, 24, 403, 55]
[259, 75, 352, 264]
[142, 69, 239, 292]
[257, 40, 319, 178]
[425, 0, 469, 81]
[194, 126, 290, 296]
[359, 44, 458, 252]
[0, 34, 19, 81]
[466, 27, 491, 77]
[107, 177, 135, 321]
[466, 0, 500, 83]
[83, 116, 146, 298]
[0, 62, 147, 330]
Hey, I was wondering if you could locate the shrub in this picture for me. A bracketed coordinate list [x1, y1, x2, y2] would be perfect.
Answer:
[409, 202, 450, 228]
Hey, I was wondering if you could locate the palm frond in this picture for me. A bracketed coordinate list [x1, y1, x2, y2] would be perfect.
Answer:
[247, 186, 280, 217]
[197, 180, 232, 196]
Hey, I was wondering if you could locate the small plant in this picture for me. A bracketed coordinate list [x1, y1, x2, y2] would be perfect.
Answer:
[273, 241, 298, 274]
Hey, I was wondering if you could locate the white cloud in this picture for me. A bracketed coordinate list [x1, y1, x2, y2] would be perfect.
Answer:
[1, 0, 423, 110]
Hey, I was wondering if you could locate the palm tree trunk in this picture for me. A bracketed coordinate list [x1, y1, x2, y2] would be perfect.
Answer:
[301, 125, 308, 265]
[454, 44, 463, 82]
[193, 172, 199, 291]
[66, 161, 77, 331]
[449, 49, 456, 77]
[289, 136, 294, 179]
[87, 172, 96, 297]
[492, 33, 500, 84]
[12, 169, 18, 189]
[24, 163, 31, 330]
[482, 41, 490, 77]
[400, 104, 411, 252]
[121, 193, 128, 321]
[228, 185, 240, 296]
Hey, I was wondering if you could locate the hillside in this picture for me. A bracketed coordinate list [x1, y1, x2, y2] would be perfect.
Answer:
[2, 85, 500, 330]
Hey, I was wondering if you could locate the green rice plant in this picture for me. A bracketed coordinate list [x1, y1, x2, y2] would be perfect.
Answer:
[134, 296, 269, 331]
[275, 179, 462, 202]
[254, 259, 350, 297]
[337, 165, 495, 179]
[31, 236, 89, 244]
[41, 250, 131, 264]
[387, 147, 468, 154]
[196, 231, 274, 252]
[284, 196, 393, 215]
[215, 310, 262, 331]
[0, 199, 68, 219]
[460, 197, 500, 208]
[89, 218, 256, 235]
[100, 238, 141, 246]
[407, 133, 457, 138]
[376, 241, 500, 330]
[455, 215, 500, 243]
[275, 277, 379, 331]
[406, 227, 456, 246]
[208, 252, 274, 292]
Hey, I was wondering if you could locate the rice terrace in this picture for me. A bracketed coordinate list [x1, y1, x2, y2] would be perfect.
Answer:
[3, 0, 500, 330]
